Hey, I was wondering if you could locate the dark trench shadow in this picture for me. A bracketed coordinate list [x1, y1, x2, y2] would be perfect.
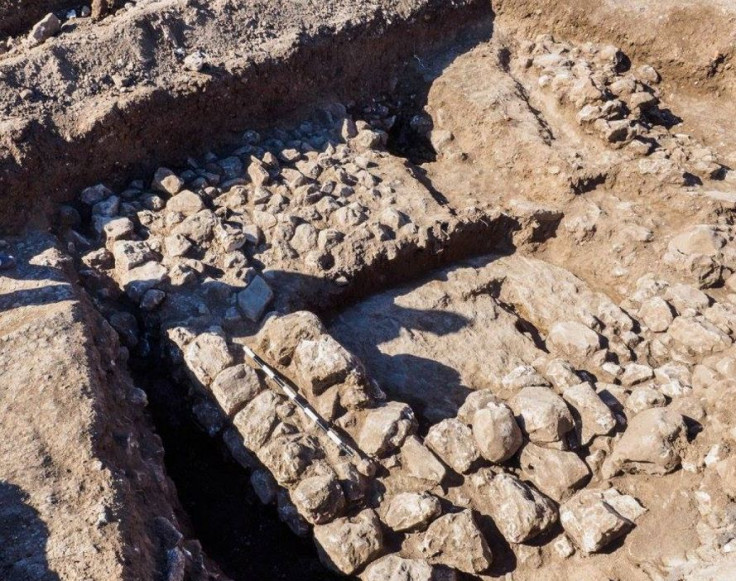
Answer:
[0, 481, 60, 581]
[132, 362, 342, 581]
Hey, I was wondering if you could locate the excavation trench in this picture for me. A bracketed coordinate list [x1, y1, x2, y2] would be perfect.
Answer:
[63, 85, 532, 579]
[127, 335, 341, 581]
[57, 14, 575, 574]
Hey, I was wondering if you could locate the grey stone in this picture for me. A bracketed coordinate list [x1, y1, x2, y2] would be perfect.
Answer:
[237, 276, 274, 322]
[80, 184, 114, 205]
[140, 289, 166, 311]
[250, 469, 277, 504]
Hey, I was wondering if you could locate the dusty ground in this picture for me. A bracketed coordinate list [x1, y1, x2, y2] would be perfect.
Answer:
[0, 232, 216, 580]
[1, 0, 736, 580]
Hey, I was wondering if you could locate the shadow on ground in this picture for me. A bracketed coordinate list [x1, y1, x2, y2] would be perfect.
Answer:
[0, 481, 59, 581]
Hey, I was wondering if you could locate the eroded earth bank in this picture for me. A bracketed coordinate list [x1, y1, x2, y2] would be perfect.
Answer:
[2, 1, 736, 580]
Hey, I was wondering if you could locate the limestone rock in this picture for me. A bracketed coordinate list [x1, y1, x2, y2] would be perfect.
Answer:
[470, 470, 557, 543]
[113, 241, 156, 272]
[425, 418, 480, 474]
[519, 443, 590, 501]
[665, 284, 711, 316]
[669, 316, 732, 357]
[91, 215, 119, 238]
[292, 472, 346, 524]
[510, 386, 574, 444]
[382, 492, 441, 532]
[359, 402, 417, 457]
[417, 510, 492, 574]
[184, 330, 234, 386]
[621, 363, 654, 386]
[153, 167, 184, 195]
[233, 391, 281, 450]
[259, 434, 318, 486]
[560, 489, 637, 553]
[363, 555, 454, 581]
[638, 297, 675, 332]
[123, 261, 167, 301]
[211, 364, 264, 416]
[669, 225, 725, 257]
[166, 190, 204, 215]
[172, 210, 217, 245]
[608, 407, 687, 475]
[314, 509, 383, 575]
[547, 321, 601, 362]
[294, 334, 358, 395]
[563, 383, 616, 445]
[471, 402, 523, 463]
[257, 311, 326, 365]
[248, 158, 271, 186]
[27, 13, 61, 47]
[625, 385, 667, 415]
[400, 436, 447, 485]
[164, 234, 192, 258]
[457, 390, 499, 424]
[501, 365, 551, 397]
[541, 358, 581, 391]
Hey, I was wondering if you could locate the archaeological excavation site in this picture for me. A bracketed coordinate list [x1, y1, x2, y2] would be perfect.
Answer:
[2, 1, 736, 580]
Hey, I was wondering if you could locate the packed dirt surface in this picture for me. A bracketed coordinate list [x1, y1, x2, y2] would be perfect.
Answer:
[0, 232, 216, 580]
[2, 1, 736, 580]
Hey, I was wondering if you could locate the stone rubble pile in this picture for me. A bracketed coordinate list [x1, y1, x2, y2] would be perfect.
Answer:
[66, 103, 503, 326]
[524, 35, 725, 185]
[663, 223, 736, 289]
